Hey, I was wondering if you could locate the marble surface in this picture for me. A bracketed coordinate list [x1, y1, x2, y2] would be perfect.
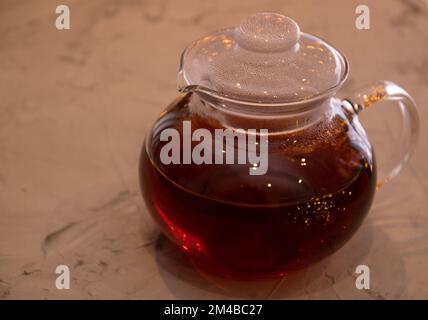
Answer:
[0, 0, 428, 299]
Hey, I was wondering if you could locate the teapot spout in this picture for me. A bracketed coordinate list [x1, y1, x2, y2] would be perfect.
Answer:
[177, 68, 216, 98]
[177, 69, 193, 93]
[177, 48, 193, 93]
[177, 47, 217, 95]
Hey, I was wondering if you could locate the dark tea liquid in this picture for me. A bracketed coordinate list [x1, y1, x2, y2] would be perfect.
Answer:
[140, 95, 376, 278]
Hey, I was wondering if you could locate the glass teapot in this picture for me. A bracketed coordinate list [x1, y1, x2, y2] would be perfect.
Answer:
[140, 13, 419, 278]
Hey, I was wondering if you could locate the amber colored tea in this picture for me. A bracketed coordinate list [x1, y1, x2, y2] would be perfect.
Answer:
[140, 95, 377, 278]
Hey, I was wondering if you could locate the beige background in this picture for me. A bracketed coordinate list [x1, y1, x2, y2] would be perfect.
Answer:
[0, 0, 427, 299]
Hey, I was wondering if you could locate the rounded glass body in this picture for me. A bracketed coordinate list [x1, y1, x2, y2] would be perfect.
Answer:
[139, 93, 377, 278]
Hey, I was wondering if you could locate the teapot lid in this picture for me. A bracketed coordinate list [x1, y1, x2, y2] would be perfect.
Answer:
[178, 12, 347, 103]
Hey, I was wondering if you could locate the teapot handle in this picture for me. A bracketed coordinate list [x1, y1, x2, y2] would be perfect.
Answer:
[342, 81, 419, 188]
